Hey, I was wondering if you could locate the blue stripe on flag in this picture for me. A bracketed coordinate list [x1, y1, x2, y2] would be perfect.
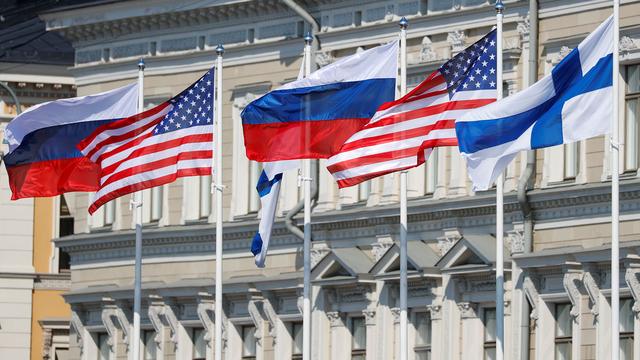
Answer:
[241, 78, 396, 125]
[456, 51, 612, 154]
[256, 171, 283, 197]
[251, 232, 263, 255]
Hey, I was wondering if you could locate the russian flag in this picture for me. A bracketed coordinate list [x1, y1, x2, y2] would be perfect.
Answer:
[241, 41, 398, 161]
[3, 83, 138, 199]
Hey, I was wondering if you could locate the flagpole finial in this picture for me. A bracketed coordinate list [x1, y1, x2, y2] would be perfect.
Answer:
[399, 17, 408, 29]
[138, 58, 145, 71]
[304, 32, 313, 45]
[495, 0, 504, 13]
[216, 44, 225, 56]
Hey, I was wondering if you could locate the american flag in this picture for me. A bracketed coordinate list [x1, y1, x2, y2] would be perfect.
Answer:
[327, 29, 497, 188]
[79, 69, 215, 214]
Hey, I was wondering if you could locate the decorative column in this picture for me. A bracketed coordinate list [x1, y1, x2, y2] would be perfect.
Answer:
[327, 311, 346, 360]
[457, 302, 480, 360]
[624, 255, 640, 359]
[362, 308, 377, 360]
[508, 227, 529, 360]
[426, 303, 443, 359]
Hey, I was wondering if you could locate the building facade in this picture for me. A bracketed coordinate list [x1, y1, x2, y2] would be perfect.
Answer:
[0, 6, 76, 359]
[39, 0, 640, 359]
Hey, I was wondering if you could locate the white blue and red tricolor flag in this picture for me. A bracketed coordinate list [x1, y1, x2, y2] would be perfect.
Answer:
[241, 41, 398, 161]
[79, 69, 215, 214]
[3, 84, 138, 199]
[328, 29, 497, 187]
[456, 16, 613, 191]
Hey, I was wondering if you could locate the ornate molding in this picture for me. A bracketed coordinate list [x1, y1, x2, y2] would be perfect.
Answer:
[437, 228, 461, 256]
[148, 296, 180, 346]
[101, 299, 131, 349]
[419, 36, 437, 63]
[624, 257, 640, 317]
[196, 293, 222, 349]
[315, 51, 335, 68]
[620, 36, 639, 53]
[517, 15, 530, 40]
[311, 243, 331, 268]
[457, 302, 477, 319]
[326, 311, 344, 328]
[523, 273, 540, 327]
[426, 303, 442, 321]
[372, 235, 393, 261]
[261, 294, 279, 344]
[390, 307, 401, 324]
[562, 263, 582, 320]
[70, 310, 85, 353]
[581, 266, 600, 318]
[247, 293, 264, 344]
[447, 30, 466, 53]
[507, 228, 525, 255]
[362, 308, 376, 326]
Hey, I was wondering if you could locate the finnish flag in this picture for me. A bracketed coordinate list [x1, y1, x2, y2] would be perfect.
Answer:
[455, 16, 614, 191]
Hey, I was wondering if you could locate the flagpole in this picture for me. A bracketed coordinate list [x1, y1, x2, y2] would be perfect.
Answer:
[302, 32, 313, 360]
[495, 2, 505, 360]
[214, 44, 225, 360]
[611, 0, 620, 358]
[398, 16, 409, 360]
[132, 58, 145, 360]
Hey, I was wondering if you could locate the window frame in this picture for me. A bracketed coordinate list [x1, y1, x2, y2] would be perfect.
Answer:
[291, 321, 303, 360]
[241, 324, 257, 360]
[349, 316, 366, 359]
[190, 327, 207, 360]
[620, 298, 635, 360]
[413, 311, 432, 360]
[625, 64, 640, 172]
[483, 307, 497, 360]
[554, 303, 573, 360]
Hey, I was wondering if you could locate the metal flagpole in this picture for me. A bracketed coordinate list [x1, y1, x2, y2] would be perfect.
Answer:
[214, 44, 225, 360]
[495, 2, 505, 360]
[611, 0, 621, 358]
[132, 58, 145, 360]
[398, 16, 409, 360]
[302, 32, 313, 360]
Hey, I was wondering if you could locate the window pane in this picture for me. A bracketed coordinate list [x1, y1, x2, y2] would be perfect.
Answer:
[200, 175, 211, 218]
[484, 308, 497, 342]
[620, 298, 634, 333]
[351, 317, 366, 350]
[626, 99, 639, 170]
[555, 342, 571, 360]
[151, 186, 163, 221]
[415, 313, 431, 346]
[621, 336, 634, 360]
[243, 325, 257, 356]
[555, 303, 572, 337]
[144, 330, 157, 360]
[628, 64, 640, 93]
[249, 162, 262, 212]
[429, 0, 455, 12]
[292, 322, 303, 355]
[192, 328, 206, 359]
[98, 333, 110, 360]
[416, 350, 431, 360]
[484, 347, 497, 360]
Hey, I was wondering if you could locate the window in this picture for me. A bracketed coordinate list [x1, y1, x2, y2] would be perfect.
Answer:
[563, 142, 580, 180]
[97, 333, 110, 360]
[625, 64, 640, 171]
[191, 328, 206, 360]
[199, 175, 212, 218]
[58, 195, 73, 271]
[248, 162, 262, 213]
[554, 303, 572, 360]
[349, 317, 366, 360]
[143, 330, 157, 360]
[425, 148, 438, 195]
[91, 200, 115, 229]
[620, 298, 634, 360]
[414, 312, 432, 360]
[242, 325, 257, 359]
[291, 322, 303, 360]
[483, 308, 497, 360]
[142, 186, 163, 223]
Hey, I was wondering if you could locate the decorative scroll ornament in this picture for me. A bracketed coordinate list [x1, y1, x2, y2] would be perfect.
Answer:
[326, 311, 344, 327]
[624, 258, 640, 317]
[419, 36, 437, 63]
[507, 228, 525, 255]
[620, 36, 638, 53]
[457, 302, 477, 319]
[437, 228, 461, 256]
[372, 235, 393, 261]
[426, 303, 443, 320]
[148, 296, 180, 346]
[362, 308, 376, 326]
[101, 299, 131, 349]
[447, 30, 466, 53]
[523, 274, 540, 327]
[315, 51, 335, 68]
[581, 267, 600, 318]
[562, 264, 583, 320]
[70, 310, 86, 353]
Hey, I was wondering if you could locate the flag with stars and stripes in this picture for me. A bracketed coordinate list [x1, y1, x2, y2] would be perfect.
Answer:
[327, 29, 497, 188]
[78, 69, 215, 214]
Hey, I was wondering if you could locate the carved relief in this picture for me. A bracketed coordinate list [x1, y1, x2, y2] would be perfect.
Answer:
[437, 228, 461, 256]
[457, 302, 477, 319]
[426, 303, 442, 321]
[101, 299, 131, 349]
[70, 311, 86, 353]
[624, 261, 640, 316]
[310, 243, 330, 268]
[362, 308, 376, 326]
[247, 299, 264, 344]
[447, 30, 466, 53]
[315, 51, 335, 68]
[507, 228, 525, 255]
[196, 296, 216, 347]
[262, 295, 279, 344]
[581, 267, 600, 318]
[523, 274, 540, 327]
[419, 36, 437, 63]
[390, 307, 401, 324]
[517, 16, 530, 39]
[326, 311, 344, 327]
[372, 235, 393, 261]
[562, 265, 582, 320]
[148, 296, 180, 346]
[620, 36, 638, 53]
